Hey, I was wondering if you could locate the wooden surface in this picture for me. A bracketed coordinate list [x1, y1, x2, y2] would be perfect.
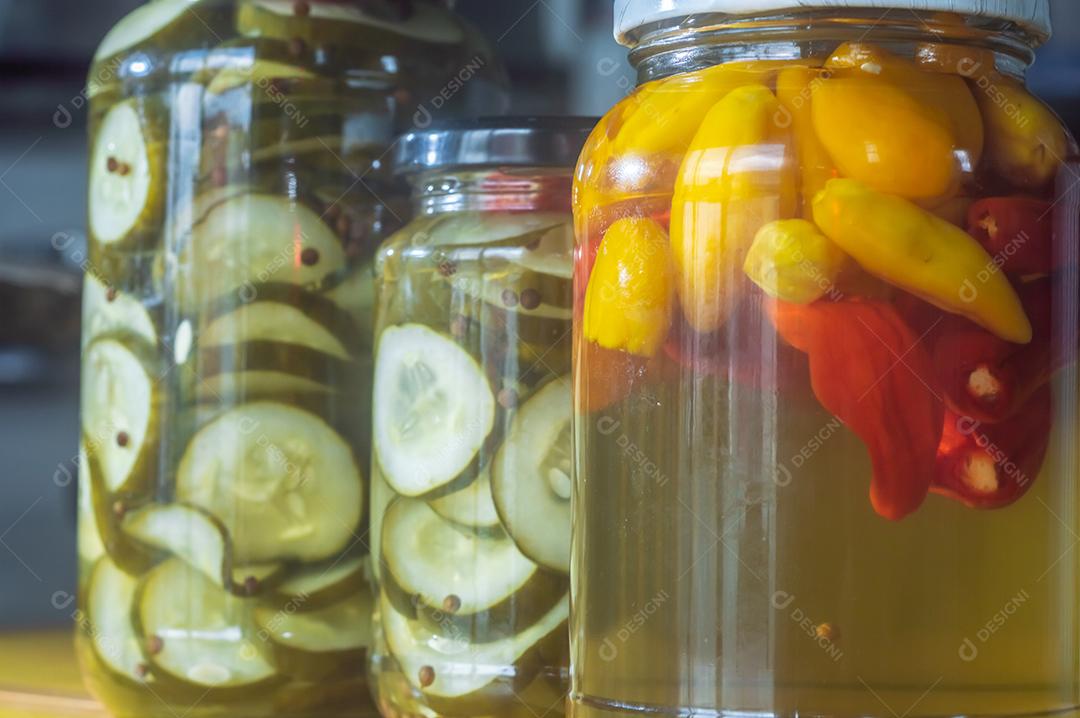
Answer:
[0, 629, 104, 717]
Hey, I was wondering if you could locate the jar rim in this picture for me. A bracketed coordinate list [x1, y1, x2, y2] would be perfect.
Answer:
[614, 1, 1051, 47]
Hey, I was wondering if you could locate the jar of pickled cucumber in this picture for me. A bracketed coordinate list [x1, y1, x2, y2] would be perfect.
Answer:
[369, 118, 593, 717]
[77, 2, 505, 716]
[573, 3, 1080, 718]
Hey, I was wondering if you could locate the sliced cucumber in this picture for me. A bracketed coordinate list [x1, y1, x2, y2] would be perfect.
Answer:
[325, 264, 376, 351]
[492, 379, 572, 574]
[122, 503, 229, 589]
[83, 441, 157, 575]
[85, 556, 147, 684]
[135, 558, 279, 693]
[380, 590, 568, 710]
[202, 301, 351, 360]
[369, 465, 396, 584]
[509, 223, 574, 279]
[176, 402, 363, 563]
[81, 273, 157, 350]
[425, 213, 567, 248]
[206, 58, 317, 96]
[238, 0, 463, 45]
[254, 589, 372, 680]
[194, 341, 353, 403]
[373, 324, 494, 497]
[88, 100, 163, 246]
[381, 498, 565, 640]
[176, 193, 345, 308]
[80, 335, 160, 495]
[78, 442, 106, 568]
[274, 554, 367, 612]
[93, 0, 191, 61]
[428, 467, 501, 531]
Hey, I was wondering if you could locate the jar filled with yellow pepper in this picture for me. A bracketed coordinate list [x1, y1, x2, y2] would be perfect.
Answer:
[572, 3, 1080, 718]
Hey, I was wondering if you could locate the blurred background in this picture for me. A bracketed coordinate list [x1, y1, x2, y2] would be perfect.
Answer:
[1, 0, 1079, 629]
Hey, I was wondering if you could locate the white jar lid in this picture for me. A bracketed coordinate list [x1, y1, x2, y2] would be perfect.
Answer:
[613, 1, 1051, 45]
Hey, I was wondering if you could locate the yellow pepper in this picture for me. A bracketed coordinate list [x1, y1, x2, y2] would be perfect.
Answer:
[583, 217, 674, 357]
[775, 66, 837, 216]
[670, 83, 797, 332]
[814, 43, 977, 199]
[743, 219, 848, 304]
[973, 72, 1068, 191]
[813, 178, 1031, 343]
[611, 60, 793, 158]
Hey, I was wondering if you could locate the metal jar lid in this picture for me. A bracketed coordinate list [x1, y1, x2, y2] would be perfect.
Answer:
[613, 1, 1052, 45]
[393, 117, 597, 175]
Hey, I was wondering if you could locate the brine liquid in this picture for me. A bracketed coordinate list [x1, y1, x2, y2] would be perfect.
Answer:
[572, 365, 1080, 718]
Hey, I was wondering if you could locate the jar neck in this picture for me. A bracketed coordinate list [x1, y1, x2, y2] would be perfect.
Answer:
[409, 170, 573, 214]
[628, 9, 1038, 84]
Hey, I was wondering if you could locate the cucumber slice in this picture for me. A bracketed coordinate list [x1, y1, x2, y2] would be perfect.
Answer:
[381, 498, 565, 640]
[122, 503, 230, 589]
[492, 379, 572, 574]
[373, 324, 494, 497]
[380, 590, 568, 710]
[428, 468, 501, 531]
[202, 301, 351, 360]
[118, 498, 280, 591]
[254, 590, 372, 680]
[194, 341, 353, 403]
[369, 465, 396, 584]
[83, 441, 157, 575]
[176, 193, 345, 308]
[78, 442, 106, 568]
[81, 273, 157, 349]
[176, 402, 363, 563]
[206, 59, 316, 96]
[239, 0, 463, 45]
[88, 100, 163, 246]
[274, 554, 367, 612]
[135, 558, 279, 692]
[510, 223, 574, 279]
[80, 335, 160, 494]
[425, 213, 566, 248]
[84, 556, 149, 684]
[93, 0, 191, 61]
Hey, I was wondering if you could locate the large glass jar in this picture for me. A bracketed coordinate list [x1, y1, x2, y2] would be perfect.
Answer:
[369, 118, 593, 718]
[77, 2, 505, 717]
[572, 3, 1079, 718]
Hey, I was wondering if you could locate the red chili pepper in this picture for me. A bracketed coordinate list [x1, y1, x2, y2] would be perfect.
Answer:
[966, 197, 1054, 274]
[932, 386, 1051, 509]
[769, 299, 944, 520]
[933, 277, 1072, 423]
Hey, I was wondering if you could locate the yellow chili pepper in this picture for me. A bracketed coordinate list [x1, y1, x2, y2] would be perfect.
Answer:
[814, 43, 977, 199]
[583, 217, 674, 357]
[612, 60, 793, 158]
[776, 66, 837, 216]
[813, 178, 1031, 343]
[743, 219, 848, 304]
[670, 83, 797, 332]
[973, 72, 1069, 191]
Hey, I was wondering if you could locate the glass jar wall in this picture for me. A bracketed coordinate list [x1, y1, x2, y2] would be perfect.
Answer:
[369, 118, 592, 718]
[572, 4, 1080, 718]
[77, 2, 505, 717]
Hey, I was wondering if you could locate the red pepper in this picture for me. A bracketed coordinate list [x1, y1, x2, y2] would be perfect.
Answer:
[769, 299, 944, 520]
[933, 277, 1073, 422]
[932, 386, 1051, 509]
[966, 197, 1054, 275]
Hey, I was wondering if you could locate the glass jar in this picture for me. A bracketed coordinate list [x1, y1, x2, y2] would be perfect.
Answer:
[369, 117, 593, 718]
[573, 2, 1079, 718]
[77, 2, 505, 717]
